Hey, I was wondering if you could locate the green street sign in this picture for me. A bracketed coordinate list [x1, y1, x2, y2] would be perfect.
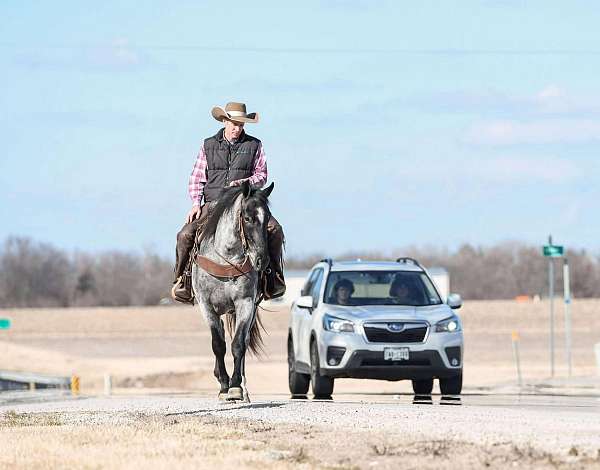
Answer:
[0, 318, 11, 329]
[543, 245, 564, 257]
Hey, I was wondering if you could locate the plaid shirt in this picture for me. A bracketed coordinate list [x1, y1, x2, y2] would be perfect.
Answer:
[188, 141, 268, 206]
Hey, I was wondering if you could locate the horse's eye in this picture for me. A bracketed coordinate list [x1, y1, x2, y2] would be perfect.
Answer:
[244, 216, 252, 223]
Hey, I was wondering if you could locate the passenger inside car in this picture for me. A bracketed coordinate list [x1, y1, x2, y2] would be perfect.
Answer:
[389, 276, 424, 305]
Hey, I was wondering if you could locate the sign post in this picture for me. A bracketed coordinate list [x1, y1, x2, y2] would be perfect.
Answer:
[563, 259, 572, 377]
[543, 236, 563, 377]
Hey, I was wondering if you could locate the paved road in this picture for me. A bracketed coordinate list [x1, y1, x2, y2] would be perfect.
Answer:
[2, 389, 599, 411]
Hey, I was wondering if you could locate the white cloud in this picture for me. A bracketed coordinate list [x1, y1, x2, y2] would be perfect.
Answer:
[13, 38, 149, 72]
[478, 156, 582, 183]
[420, 84, 600, 118]
[536, 84, 563, 100]
[465, 119, 600, 145]
[91, 38, 143, 68]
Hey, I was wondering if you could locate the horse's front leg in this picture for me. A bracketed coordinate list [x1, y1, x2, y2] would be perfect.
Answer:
[195, 287, 230, 401]
[210, 318, 230, 401]
[228, 299, 255, 402]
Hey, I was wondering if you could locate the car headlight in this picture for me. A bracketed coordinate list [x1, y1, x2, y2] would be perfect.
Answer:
[435, 316, 461, 333]
[323, 314, 355, 333]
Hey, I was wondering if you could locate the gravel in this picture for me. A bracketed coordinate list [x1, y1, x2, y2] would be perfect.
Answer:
[2, 393, 600, 458]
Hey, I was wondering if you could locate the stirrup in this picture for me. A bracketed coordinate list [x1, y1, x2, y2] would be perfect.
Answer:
[171, 276, 194, 304]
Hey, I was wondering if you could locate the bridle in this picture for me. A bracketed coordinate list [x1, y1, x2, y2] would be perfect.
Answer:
[238, 210, 250, 255]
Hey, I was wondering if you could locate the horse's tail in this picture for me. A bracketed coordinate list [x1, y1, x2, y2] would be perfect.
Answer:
[224, 308, 265, 356]
[248, 311, 266, 356]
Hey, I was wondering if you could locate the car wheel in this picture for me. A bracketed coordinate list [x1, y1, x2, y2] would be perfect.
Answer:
[439, 372, 463, 395]
[412, 378, 434, 395]
[310, 340, 334, 398]
[288, 337, 310, 395]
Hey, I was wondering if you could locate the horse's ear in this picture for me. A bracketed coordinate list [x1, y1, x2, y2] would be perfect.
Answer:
[241, 180, 251, 198]
[262, 182, 274, 198]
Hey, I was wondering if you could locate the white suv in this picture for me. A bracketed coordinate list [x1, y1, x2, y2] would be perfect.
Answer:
[287, 258, 464, 398]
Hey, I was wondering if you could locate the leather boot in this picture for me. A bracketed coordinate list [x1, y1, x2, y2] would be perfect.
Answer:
[265, 216, 286, 299]
[171, 273, 194, 304]
[171, 210, 205, 304]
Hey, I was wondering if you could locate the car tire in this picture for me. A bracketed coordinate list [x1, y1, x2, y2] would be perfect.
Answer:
[310, 340, 334, 398]
[439, 372, 463, 395]
[412, 378, 434, 395]
[288, 337, 310, 395]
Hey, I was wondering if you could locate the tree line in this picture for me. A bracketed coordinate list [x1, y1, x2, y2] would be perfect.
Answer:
[286, 242, 600, 300]
[0, 237, 172, 308]
[0, 237, 598, 308]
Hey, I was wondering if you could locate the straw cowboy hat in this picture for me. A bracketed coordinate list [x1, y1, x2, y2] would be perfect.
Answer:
[211, 102, 259, 124]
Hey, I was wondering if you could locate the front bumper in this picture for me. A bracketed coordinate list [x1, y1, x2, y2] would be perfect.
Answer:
[321, 349, 461, 380]
[317, 328, 463, 381]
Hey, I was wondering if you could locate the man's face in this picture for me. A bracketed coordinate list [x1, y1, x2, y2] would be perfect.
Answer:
[394, 284, 409, 299]
[224, 118, 244, 140]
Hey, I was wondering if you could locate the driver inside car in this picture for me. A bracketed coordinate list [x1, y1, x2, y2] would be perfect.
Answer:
[333, 279, 355, 305]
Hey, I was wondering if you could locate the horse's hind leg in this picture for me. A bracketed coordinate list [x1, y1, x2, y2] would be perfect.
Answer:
[210, 318, 229, 400]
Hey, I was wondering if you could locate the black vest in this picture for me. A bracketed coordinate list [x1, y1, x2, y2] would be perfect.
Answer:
[203, 129, 261, 202]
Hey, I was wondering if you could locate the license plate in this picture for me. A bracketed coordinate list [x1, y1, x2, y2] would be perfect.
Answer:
[384, 347, 409, 361]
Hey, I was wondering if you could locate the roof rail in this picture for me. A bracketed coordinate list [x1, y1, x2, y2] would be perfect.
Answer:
[320, 258, 333, 267]
[395, 257, 422, 268]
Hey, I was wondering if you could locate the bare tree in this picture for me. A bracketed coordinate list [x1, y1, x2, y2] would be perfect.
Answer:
[0, 237, 72, 308]
[1, 236, 599, 307]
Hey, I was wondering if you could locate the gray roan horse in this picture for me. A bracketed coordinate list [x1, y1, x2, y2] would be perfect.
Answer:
[192, 181, 274, 402]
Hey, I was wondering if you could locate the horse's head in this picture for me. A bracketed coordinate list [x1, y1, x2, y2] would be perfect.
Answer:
[239, 181, 274, 272]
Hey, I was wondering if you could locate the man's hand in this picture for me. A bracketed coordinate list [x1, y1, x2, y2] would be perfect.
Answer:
[186, 205, 202, 224]
[228, 179, 245, 187]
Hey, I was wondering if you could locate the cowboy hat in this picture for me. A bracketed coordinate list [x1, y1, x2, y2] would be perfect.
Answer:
[211, 102, 259, 124]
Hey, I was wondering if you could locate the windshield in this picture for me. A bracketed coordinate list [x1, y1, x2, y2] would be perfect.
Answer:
[324, 271, 442, 306]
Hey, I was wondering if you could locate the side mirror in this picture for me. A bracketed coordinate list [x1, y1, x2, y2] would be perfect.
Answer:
[447, 293, 462, 309]
[296, 295, 314, 309]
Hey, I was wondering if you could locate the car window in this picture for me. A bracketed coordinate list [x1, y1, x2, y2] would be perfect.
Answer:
[301, 269, 320, 296]
[324, 270, 442, 306]
[309, 269, 324, 305]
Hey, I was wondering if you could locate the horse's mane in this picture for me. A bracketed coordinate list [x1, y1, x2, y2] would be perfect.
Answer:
[200, 185, 271, 244]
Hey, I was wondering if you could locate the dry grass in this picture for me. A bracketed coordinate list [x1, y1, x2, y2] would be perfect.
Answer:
[0, 413, 598, 470]
[0, 415, 312, 470]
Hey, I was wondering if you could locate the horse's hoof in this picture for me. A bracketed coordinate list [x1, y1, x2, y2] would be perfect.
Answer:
[242, 391, 251, 403]
[227, 387, 243, 401]
[218, 392, 229, 401]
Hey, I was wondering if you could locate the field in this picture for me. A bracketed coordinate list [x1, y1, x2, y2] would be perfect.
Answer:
[0, 299, 598, 393]
[0, 300, 599, 469]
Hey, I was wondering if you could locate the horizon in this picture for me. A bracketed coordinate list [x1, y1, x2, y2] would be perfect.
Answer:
[2, 2, 599, 258]
[1, 234, 595, 261]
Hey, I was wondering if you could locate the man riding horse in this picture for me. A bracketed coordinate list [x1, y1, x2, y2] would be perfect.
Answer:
[172, 101, 286, 303]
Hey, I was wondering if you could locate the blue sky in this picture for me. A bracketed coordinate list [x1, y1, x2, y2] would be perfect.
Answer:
[1, 1, 599, 257]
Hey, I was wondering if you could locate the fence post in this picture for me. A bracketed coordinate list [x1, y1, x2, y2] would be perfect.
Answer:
[104, 374, 112, 396]
[71, 375, 80, 395]
[512, 331, 523, 388]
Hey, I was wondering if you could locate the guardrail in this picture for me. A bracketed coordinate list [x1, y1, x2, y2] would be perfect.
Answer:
[0, 371, 73, 391]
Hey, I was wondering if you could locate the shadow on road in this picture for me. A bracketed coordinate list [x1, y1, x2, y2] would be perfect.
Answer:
[165, 401, 285, 417]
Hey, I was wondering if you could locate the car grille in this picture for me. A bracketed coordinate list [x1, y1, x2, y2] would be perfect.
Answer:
[363, 322, 428, 343]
